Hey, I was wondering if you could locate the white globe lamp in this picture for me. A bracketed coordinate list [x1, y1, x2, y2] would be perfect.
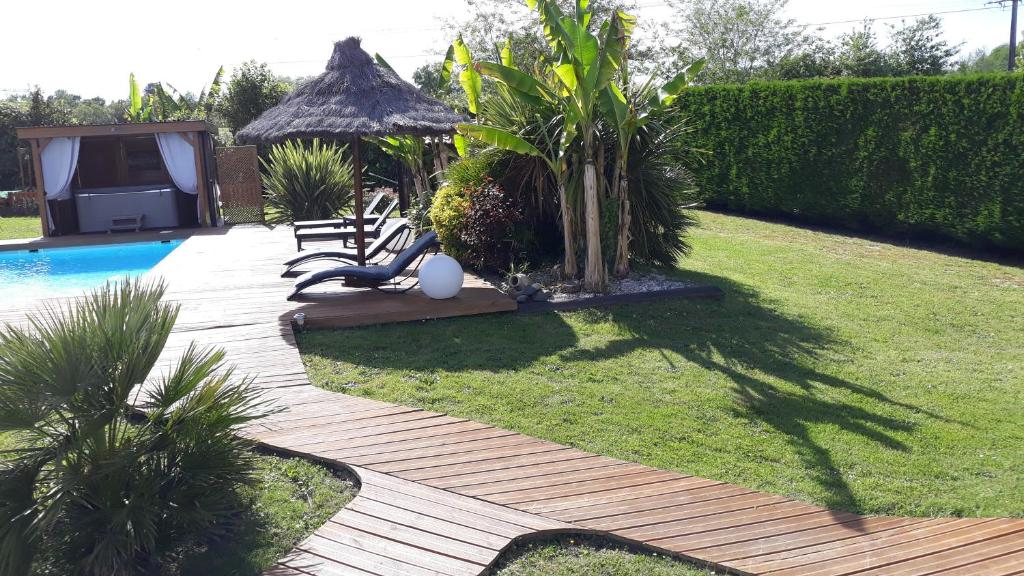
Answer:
[420, 254, 464, 299]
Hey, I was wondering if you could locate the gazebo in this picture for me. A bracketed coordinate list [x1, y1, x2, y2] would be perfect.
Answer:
[237, 37, 464, 264]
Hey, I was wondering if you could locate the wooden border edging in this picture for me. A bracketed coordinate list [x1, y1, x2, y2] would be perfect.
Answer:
[517, 284, 724, 315]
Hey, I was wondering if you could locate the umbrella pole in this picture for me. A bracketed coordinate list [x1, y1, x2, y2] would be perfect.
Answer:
[352, 137, 366, 266]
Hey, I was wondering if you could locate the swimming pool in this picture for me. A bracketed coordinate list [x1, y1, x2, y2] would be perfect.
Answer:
[0, 239, 183, 301]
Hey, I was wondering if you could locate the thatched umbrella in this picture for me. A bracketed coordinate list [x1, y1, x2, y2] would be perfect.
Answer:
[237, 37, 464, 264]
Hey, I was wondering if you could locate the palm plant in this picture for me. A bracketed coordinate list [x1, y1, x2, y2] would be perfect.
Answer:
[0, 279, 266, 576]
[262, 138, 354, 225]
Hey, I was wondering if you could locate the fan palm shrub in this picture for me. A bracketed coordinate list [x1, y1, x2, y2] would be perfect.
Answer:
[262, 138, 354, 225]
[0, 280, 266, 576]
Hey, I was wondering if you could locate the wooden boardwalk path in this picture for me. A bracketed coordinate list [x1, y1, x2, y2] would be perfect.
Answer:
[4, 227, 1023, 575]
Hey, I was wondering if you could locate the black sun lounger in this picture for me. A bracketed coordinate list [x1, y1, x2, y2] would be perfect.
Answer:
[288, 232, 440, 300]
[292, 192, 387, 231]
[293, 198, 399, 250]
[282, 218, 411, 276]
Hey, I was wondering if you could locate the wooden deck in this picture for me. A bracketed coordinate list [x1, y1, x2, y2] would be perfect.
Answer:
[4, 226, 1023, 575]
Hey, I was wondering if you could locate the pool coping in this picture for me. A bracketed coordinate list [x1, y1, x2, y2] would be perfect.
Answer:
[0, 226, 234, 253]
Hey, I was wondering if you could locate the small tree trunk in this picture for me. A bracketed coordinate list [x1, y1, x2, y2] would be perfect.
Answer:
[613, 154, 631, 277]
[432, 140, 444, 183]
[438, 138, 450, 169]
[413, 173, 427, 208]
[613, 178, 631, 277]
[583, 158, 606, 292]
[558, 182, 578, 278]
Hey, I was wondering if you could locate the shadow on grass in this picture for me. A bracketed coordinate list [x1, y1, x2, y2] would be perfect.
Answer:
[300, 269, 949, 518]
[560, 269, 951, 517]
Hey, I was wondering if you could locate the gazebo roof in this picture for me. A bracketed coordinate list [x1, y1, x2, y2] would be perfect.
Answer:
[236, 37, 464, 144]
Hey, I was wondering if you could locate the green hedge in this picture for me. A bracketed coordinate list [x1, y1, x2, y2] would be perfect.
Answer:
[676, 74, 1024, 251]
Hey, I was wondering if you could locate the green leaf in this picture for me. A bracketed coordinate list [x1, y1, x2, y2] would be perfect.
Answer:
[453, 133, 467, 157]
[600, 84, 630, 132]
[457, 124, 543, 157]
[453, 35, 473, 66]
[460, 67, 482, 115]
[128, 73, 142, 121]
[652, 58, 705, 108]
[560, 17, 599, 68]
[441, 44, 456, 84]
[477, 62, 552, 101]
[500, 37, 515, 68]
[374, 53, 396, 72]
[554, 63, 578, 92]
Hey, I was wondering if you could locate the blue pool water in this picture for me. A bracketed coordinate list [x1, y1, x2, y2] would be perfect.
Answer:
[0, 240, 183, 301]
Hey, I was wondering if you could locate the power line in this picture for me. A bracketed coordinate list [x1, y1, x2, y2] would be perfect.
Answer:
[802, 5, 1004, 27]
[261, 3, 1006, 69]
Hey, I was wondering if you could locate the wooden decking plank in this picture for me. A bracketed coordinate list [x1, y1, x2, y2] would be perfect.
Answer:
[933, 549, 1024, 575]
[851, 530, 1024, 576]
[762, 519, 997, 575]
[652, 510, 862, 552]
[368, 441, 568, 474]
[593, 498, 810, 533]
[485, 470, 685, 506]
[348, 498, 512, 550]
[278, 550, 379, 576]
[315, 522, 483, 575]
[356, 486, 533, 540]
[264, 415, 466, 447]
[687, 516, 923, 562]
[394, 447, 585, 482]
[343, 434, 545, 467]
[330, 510, 495, 565]
[298, 533, 449, 576]
[454, 463, 651, 497]
[424, 455, 624, 490]
[356, 468, 569, 532]
[321, 428, 519, 461]
[525, 477, 735, 517]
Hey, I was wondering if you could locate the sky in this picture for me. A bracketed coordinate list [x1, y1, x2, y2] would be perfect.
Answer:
[1, 0, 1017, 102]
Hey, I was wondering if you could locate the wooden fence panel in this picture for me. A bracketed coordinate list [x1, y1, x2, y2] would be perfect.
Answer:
[216, 145, 263, 224]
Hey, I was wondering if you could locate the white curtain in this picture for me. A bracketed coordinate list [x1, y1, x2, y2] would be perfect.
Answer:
[156, 132, 200, 223]
[40, 137, 80, 232]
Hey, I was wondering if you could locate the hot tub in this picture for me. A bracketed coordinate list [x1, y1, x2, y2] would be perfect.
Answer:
[75, 185, 180, 233]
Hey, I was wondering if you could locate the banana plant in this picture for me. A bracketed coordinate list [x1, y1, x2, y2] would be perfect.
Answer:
[368, 135, 432, 207]
[127, 67, 224, 122]
[126, 73, 154, 122]
[601, 51, 704, 275]
[446, 32, 582, 277]
[523, 0, 633, 291]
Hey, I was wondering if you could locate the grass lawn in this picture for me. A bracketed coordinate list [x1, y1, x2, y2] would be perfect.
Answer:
[491, 538, 718, 575]
[300, 211, 1024, 519]
[0, 216, 40, 240]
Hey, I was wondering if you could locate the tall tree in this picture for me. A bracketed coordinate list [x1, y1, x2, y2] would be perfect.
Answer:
[218, 61, 292, 135]
[835, 21, 893, 78]
[887, 15, 961, 76]
[665, 0, 810, 83]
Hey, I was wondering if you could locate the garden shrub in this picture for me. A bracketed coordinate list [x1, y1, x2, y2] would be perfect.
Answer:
[262, 138, 353, 225]
[676, 74, 1024, 251]
[430, 178, 523, 271]
[461, 179, 523, 270]
[430, 184, 471, 262]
